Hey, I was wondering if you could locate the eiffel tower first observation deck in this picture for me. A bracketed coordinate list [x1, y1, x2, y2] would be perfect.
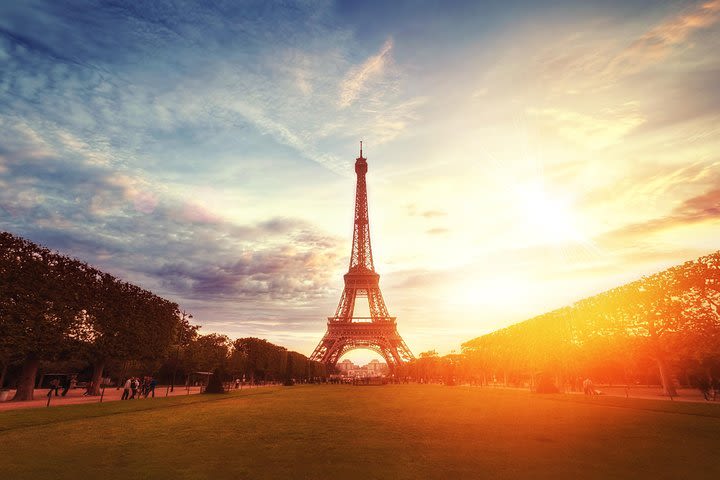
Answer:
[310, 143, 414, 368]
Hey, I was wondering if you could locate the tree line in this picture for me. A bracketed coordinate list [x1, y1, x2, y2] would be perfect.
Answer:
[400, 251, 720, 396]
[0, 232, 325, 401]
[168, 333, 327, 387]
[9, 230, 717, 399]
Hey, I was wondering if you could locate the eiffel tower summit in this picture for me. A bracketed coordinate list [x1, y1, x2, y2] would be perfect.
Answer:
[310, 143, 414, 368]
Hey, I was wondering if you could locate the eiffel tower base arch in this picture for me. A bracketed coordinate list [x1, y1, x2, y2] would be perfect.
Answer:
[312, 321, 414, 368]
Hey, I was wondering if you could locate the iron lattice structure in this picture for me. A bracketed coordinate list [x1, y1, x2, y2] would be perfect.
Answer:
[310, 144, 414, 368]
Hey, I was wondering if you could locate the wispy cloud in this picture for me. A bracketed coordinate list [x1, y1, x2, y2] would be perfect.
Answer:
[0, 1, 431, 346]
[338, 38, 394, 108]
[0, 113, 344, 324]
[0, 4, 420, 177]
[528, 102, 646, 149]
[608, 0, 720, 77]
[513, 0, 720, 100]
[600, 180, 720, 243]
[421, 210, 447, 219]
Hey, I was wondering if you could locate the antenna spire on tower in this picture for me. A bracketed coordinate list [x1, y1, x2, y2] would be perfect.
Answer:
[360, 140, 363, 158]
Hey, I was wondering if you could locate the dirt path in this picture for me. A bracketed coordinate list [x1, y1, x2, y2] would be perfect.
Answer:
[568, 385, 715, 403]
[0, 385, 204, 411]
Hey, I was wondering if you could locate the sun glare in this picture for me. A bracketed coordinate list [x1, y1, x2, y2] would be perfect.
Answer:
[513, 179, 585, 246]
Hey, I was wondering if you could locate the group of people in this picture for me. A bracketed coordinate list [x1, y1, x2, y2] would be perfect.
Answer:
[46, 375, 78, 397]
[121, 376, 157, 400]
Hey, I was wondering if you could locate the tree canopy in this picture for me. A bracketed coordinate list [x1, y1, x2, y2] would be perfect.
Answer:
[1, 232, 327, 400]
[1, 233, 182, 399]
[456, 251, 720, 395]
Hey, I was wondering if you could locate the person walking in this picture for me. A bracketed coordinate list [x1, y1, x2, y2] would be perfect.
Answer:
[583, 378, 596, 396]
[149, 377, 157, 398]
[130, 377, 138, 399]
[47, 378, 60, 397]
[121, 377, 132, 400]
[61, 376, 71, 397]
[83, 380, 94, 396]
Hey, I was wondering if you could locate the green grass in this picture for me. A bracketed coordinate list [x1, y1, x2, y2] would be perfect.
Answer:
[1, 385, 719, 479]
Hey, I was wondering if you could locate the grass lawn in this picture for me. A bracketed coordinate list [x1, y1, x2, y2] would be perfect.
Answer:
[1, 384, 719, 479]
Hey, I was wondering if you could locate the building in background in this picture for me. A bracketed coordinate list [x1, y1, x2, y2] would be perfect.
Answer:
[336, 359, 389, 378]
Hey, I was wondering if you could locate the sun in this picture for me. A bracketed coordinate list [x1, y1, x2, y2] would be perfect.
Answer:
[513, 179, 585, 246]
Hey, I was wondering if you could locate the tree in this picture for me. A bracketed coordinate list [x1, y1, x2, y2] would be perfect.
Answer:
[0, 232, 195, 399]
[459, 250, 720, 395]
[234, 337, 284, 382]
[0, 234, 89, 400]
[79, 275, 183, 395]
[283, 352, 295, 386]
[204, 368, 225, 394]
[169, 311, 198, 392]
[183, 334, 230, 379]
[227, 341, 248, 381]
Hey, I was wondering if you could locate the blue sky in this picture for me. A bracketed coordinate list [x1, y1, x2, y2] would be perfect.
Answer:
[2, 0, 719, 362]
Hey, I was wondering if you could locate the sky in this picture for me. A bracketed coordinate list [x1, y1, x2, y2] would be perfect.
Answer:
[1, 0, 719, 364]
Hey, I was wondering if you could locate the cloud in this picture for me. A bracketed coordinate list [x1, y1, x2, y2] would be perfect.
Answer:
[0, 2, 431, 346]
[406, 206, 447, 218]
[608, 0, 720, 77]
[577, 159, 719, 225]
[338, 38, 394, 108]
[528, 102, 645, 149]
[3, 1, 717, 355]
[512, 0, 720, 104]
[421, 210, 447, 218]
[0, 4, 421, 179]
[154, 248, 338, 301]
[600, 182, 720, 243]
[0, 120, 343, 311]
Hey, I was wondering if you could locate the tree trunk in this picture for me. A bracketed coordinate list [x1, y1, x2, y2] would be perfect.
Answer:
[0, 362, 7, 389]
[117, 360, 128, 391]
[13, 353, 39, 401]
[89, 360, 105, 396]
[655, 356, 677, 397]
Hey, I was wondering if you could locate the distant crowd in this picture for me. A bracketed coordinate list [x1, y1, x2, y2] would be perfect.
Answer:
[121, 376, 158, 399]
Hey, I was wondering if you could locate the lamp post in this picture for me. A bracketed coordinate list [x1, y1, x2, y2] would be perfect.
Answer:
[170, 310, 192, 393]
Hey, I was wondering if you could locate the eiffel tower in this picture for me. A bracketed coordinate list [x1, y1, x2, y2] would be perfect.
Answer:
[310, 143, 414, 368]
